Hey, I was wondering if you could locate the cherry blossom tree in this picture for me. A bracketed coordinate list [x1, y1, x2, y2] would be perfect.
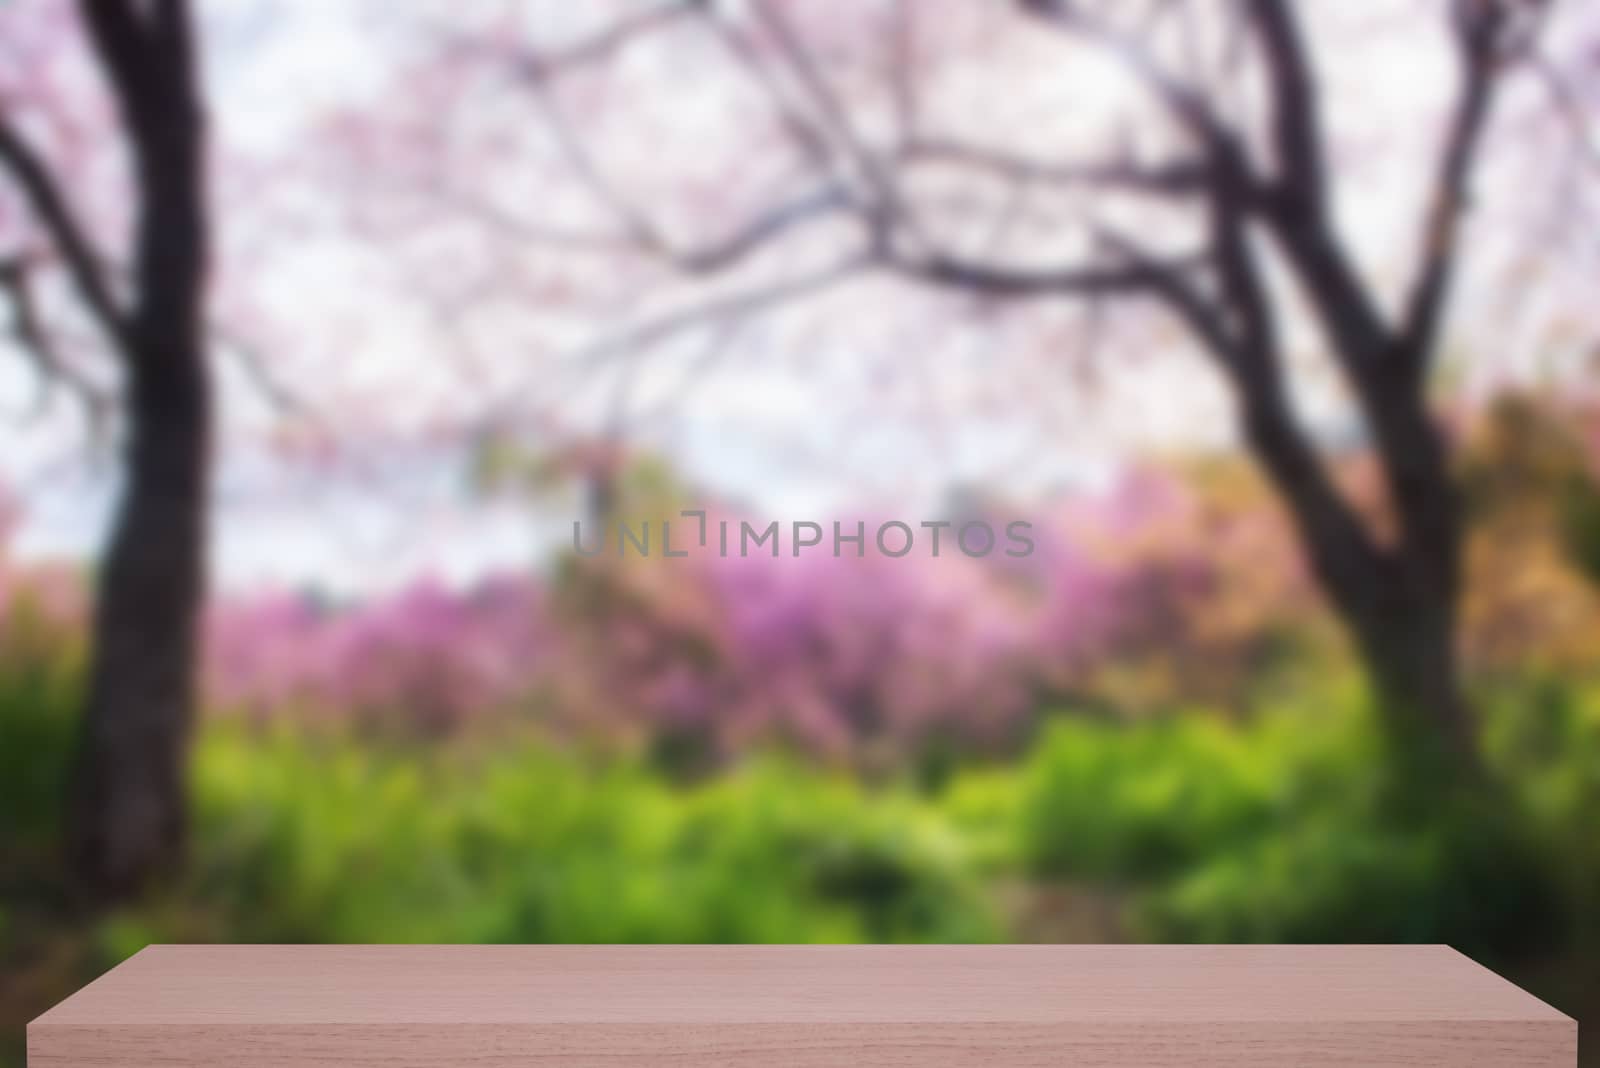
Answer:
[343, 0, 1596, 781]
[0, 0, 208, 896]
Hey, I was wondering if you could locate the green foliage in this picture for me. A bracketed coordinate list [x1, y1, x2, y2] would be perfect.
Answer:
[172, 727, 996, 946]
[1017, 688, 1379, 882]
[6, 655, 1596, 956]
[7, 668, 1594, 961]
[1014, 687, 1577, 960]
[1139, 797, 1564, 957]
[1021, 715, 1276, 880]
[1478, 674, 1600, 946]
[0, 597, 84, 874]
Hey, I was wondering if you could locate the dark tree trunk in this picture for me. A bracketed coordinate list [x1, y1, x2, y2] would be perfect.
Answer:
[1240, 338, 1479, 785]
[71, 364, 209, 895]
[67, 0, 210, 899]
[1354, 589, 1475, 777]
[1347, 386, 1480, 782]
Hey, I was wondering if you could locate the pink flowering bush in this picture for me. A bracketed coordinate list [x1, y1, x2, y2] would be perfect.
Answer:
[0, 457, 1327, 764]
[197, 465, 1316, 765]
[205, 578, 549, 734]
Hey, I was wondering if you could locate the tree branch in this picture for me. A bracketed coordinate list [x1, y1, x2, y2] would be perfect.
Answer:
[887, 246, 1205, 299]
[1091, 225, 1236, 365]
[1532, 49, 1600, 177]
[74, 0, 153, 111]
[483, 252, 876, 425]
[0, 115, 129, 348]
[0, 254, 115, 424]
[1240, 388, 1391, 621]
[511, 61, 668, 254]
[502, 1, 699, 78]
[696, 8, 834, 169]
[1247, 0, 1326, 217]
[210, 322, 317, 419]
[898, 138, 1213, 197]
[572, 252, 876, 374]
[1019, 0, 1240, 155]
[1399, 0, 1513, 360]
[749, 0, 924, 244]
[671, 185, 859, 274]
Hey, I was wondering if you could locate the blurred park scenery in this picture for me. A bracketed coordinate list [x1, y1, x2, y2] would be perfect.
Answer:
[3, 1, 1600, 1064]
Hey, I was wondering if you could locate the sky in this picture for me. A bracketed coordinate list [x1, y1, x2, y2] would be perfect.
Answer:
[1, 0, 1596, 595]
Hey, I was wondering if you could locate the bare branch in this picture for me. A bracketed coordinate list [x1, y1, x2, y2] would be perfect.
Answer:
[1240, 388, 1390, 621]
[508, 52, 857, 274]
[1206, 179, 1276, 373]
[507, 1, 700, 78]
[749, 0, 925, 244]
[1090, 225, 1236, 364]
[888, 246, 1204, 299]
[670, 185, 859, 274]
[1019, 0, 1239, 154]
[488, 6, 901, 286]
[511, 62, 669, 253]
[696, 8, 834, 168]
[585, 251, 876, 361]
[899, 138, 1212, 197]
[1242, 2, 1389, 378]
[424, 184, 650, 254]
[485, 32, 867, 275]
[1032, 0, 1377, 398]
[1201, 181, 1390, 619]
[1247, 0, 1326, 217]
[1400, 0, 1522, 360]
[624, 311, 750, 430]
[0, 115, 129, 348]
[210, 323, 317, 420]
[0, 254, 115, 425]
[1532, 50, 1600, 177]
[886, 0, 918, 144]
[483, 252, 875, 426]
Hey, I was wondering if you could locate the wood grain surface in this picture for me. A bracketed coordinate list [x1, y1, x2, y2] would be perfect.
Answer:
[28, 943, 1576, 1066]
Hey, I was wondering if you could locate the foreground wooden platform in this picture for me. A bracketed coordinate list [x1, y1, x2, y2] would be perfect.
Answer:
[29, 944, 1575, 1066]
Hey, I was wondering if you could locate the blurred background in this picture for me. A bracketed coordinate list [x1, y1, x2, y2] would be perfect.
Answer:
[3, 0, 1600, 1063]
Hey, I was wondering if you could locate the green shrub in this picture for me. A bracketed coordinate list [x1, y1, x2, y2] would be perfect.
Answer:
[1138, 799, 1564, 957]
[1015, 688, 1576, 961]
[176, 727, 997, 946]
[0, 597, 84, 875]
[1016, 690, 1379, 881]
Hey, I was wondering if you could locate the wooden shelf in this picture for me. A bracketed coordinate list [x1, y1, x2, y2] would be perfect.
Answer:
[29, 944, 1574, 1066]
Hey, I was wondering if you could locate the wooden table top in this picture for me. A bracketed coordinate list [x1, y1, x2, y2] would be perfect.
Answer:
[30, 943, 1575, 1066]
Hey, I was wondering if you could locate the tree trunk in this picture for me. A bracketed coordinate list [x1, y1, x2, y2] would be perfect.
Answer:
[1240, 371, 1480, 784]
[70, 363, 209, 895]
[1356, 361, 1481, 784]
[68, 0, 210, 899]
[1351, 573, 1479, 786]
